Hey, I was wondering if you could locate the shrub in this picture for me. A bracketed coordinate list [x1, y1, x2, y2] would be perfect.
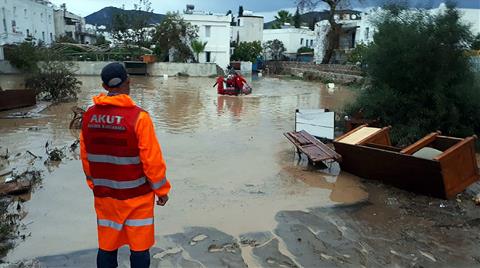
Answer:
[347, 5, 480, 146]
[26, 61, 81, 102]
[231, 41, 262, 62]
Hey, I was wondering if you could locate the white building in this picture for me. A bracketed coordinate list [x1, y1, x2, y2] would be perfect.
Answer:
[231, 11, 264, 44]
[0, 0, 56, 45]
[54, 5, 96, 44]
[182, 10, 231, 68]
[263, 26, 316, 59]
[356, 4, 480, 45]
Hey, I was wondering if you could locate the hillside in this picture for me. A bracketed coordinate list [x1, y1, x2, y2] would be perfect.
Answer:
[264, 10, 362, 29]
[85, 7, 165, 30]
[264, 11, 330, 30]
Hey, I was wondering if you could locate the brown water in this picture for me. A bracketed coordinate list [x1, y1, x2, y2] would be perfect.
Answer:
[0, 75, 365, 261]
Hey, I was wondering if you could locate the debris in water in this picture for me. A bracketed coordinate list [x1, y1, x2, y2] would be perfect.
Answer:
[473, 194, 480, 205]
[419, 250, 437, 262]
[70, 140, 80, 151]
[26, 151, 38, 159]
[0, 149, 9, 160]
[0, 180, 32, 196]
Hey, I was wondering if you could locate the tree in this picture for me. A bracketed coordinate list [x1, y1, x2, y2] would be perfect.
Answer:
[191, 40, 208, 63]
[111, 0, 154, 48]
[309, 17, 319, 31]
[264, 40, 286, 60]
[272, 10, 293, 29]
[231, 41, 263, 62]
[153, 12, 198, 62]
[293, 8, 302, 28]
[472, 33, 480, 50]
[297, 0, 360, 63]
[347, 5, 480, 145]
[238, 6, 244, 17]
[94, 35, 111, 47]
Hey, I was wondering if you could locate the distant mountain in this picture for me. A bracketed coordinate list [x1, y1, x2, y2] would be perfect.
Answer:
[85, 7, 165, 30]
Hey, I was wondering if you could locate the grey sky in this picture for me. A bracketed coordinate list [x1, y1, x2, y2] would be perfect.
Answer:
[49, 0, 479, 21]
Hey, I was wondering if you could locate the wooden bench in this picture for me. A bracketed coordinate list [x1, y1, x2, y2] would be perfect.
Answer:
[284, 130, 342, 165]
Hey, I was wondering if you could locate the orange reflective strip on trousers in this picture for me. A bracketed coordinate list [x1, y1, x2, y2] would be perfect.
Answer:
[94, 192, 155, 251]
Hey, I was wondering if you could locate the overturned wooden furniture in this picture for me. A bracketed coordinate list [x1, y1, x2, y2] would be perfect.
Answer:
[333, 125, 479, 199]
[0, 89, 36, 111]
[285, 130, 342, 165]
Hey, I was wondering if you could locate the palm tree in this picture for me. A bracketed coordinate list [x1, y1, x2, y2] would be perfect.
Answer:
[191, 40, 208, 63]
[273, 10, 293, 28]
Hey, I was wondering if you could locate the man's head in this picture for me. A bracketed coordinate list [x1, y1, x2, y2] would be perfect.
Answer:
[101, 62, 130, 95]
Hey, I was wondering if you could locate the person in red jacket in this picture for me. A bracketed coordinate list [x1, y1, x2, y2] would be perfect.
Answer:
[80, 62, 171, 268]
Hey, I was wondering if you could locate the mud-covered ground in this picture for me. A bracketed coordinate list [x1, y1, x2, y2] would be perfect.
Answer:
[25, 180, 480, 268]
[1, 75, 479, 267]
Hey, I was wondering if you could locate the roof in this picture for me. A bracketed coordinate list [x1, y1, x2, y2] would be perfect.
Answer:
[239, 15, 264, 18]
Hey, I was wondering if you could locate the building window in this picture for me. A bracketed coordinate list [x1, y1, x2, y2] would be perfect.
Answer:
[42, 31, 45, 41]
[206, 51, 211, 62]
[237, 19, 240, 26]
[50, 32, 53, 42]
[13, 6, 16, 17]
[2, 8, 6, 33]
[205, 26, 211, 38]
[300, 38, 303, 45]
[11, 20, 16, 33]
[26, 29, 29, 36]
[310, 40, 313, 47]
[24, 8, 27, 17]
[40, 13, 43, 21]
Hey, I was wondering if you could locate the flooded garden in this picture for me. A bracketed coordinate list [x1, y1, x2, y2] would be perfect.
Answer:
[1, 75, 480, 267]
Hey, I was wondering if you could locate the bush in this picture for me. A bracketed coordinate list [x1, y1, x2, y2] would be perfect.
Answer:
[231, 41, 262, 62]
[346, 43, 370, 66]
[26, 61, 81, 102]
[297, 46, 314, 54]
[4, 42, 41, 72]
[347, 5, 480, 146]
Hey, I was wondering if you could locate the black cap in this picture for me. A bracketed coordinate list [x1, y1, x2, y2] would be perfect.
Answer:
[101, 62, 128, 88]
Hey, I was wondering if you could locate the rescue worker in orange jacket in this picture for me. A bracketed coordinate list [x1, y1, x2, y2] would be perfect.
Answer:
[80, 62, 171, 268]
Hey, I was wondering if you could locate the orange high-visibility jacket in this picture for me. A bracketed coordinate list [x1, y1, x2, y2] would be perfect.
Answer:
[80, 93, 171, 251]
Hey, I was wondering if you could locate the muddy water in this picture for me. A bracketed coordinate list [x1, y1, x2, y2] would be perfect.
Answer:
[0, 75, 363, 261]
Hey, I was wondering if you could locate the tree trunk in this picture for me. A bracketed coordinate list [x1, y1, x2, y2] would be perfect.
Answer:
[321, 2, 341, 64]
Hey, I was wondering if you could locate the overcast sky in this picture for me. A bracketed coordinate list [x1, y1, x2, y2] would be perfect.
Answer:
[48, 0, 480, 21]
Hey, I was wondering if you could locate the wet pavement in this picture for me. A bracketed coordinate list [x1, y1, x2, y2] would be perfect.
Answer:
[1, 75, 480, 267]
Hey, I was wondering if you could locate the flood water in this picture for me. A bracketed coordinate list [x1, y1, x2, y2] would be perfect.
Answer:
[0, 75, 364, 262]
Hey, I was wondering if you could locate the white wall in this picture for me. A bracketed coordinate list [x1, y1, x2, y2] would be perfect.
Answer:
[232, 16, 264, 44]
[355, 5, 480, 45]
[54, 9, 86, 42]
[183, 13, 231, 69]
[263, 28, 316, 55]
[0, 0, 55, 45]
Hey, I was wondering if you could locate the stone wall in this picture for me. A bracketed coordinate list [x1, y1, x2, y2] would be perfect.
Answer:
[264, 61, 364, 84]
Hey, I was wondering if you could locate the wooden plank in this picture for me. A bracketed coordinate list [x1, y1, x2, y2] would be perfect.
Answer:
[337, 127, 382, 145]
[284, 131, 341, 164]
[435, 136, 479, 198]
[299, 130, 342, 161]
[357, 126, 392, 146]
[401, 132, 440, 155]
[335, 124, 368, 142]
